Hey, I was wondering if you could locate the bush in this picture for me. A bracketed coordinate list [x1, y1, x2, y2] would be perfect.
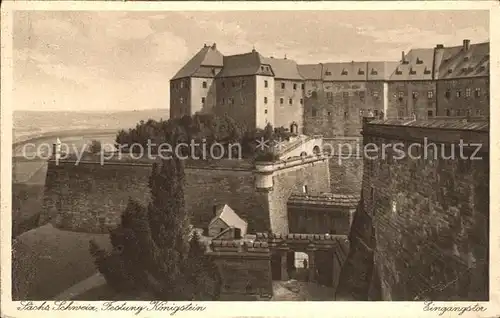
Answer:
[254, 151, 280, 162]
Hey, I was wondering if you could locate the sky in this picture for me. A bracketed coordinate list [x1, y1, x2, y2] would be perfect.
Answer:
[13, 10, 489, 112]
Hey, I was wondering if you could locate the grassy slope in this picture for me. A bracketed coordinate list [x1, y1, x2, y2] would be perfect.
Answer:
[12, 224, 112, 300]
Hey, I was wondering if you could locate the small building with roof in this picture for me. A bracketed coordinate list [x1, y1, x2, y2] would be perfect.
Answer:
[208, 204, 248, 240]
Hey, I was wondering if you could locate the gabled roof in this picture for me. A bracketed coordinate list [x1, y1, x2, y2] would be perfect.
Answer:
[367, 61, 399, 80]
[216, 51, 274, 78]
[437, 42, 489, 79]
[171, 44, 224, 80]
[322, 62, 368, 81]
[298, 64, 323, 80]
[389, 48, 435, 81]
[298, 61, 398, 81]
[209, 204, 247, 230]
[261, 57, 303, 80]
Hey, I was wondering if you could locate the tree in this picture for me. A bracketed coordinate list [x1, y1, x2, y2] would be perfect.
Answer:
[183, 231, 221, 300]
[90, 157, 193, 299]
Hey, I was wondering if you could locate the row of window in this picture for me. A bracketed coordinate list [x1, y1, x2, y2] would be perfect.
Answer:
[310, 109, 382, 118]
[445, 88, 482, 99]
[395, 91, 434, 99]
[324, 91, 381, 99]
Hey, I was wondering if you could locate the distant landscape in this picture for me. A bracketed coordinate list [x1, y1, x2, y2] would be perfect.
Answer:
[12, 108, 169, 238]
[13, 109, 169, 143]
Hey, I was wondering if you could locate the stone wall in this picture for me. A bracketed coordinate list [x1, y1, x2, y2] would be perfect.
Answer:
[209, 241, 273, 300]
[41, 155, 332, 235]
[170, 78, 192, 119]
[303, 81, 385, 137]
[273, 79, 304, 133]
[338, 120, 489, 300]
[436, 77, 489, 117]
[266, 158, 331, 234]
[386, 80, 436, 119]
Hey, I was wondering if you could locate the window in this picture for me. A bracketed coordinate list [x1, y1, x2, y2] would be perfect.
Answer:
[475, 88, 481, 97]
[344, 111, 349, 120]
[302, 185, 308, 194]
[300, 99, 303, 104]
[427, 91, 434, 99]
[456, 90, 462, 98]
[180, 97, 184, 104]
[476, 109, 482, 116]
[264, 80, 268, 88]
[342, 92, 349, 98]
[325, 71, 332, 76]
[359, 110, 364, 117]
[242, 80, 246, 87]
[445, 90, 451, 99]
[202, 81, 207, 88]
[293, 83, 297, 90]
[301, 84, 305, 90]
[328, 111, 331, 116]
[427, 110, 433, 117]
[446, 109, 451, 116]
[264, 97, 268, 104]
[222, 98, 225, 104]
[359, 91, 366, 99]
[465, 88, 471, 97]
[281, 83, 285, 89]
[398, 91, 404, 98]
[312, 109, 317, 117]
[412, 92, 419, 99]
[280, 98, 284, 104]
[372, 91, 379, 98]
[180, 81, 184, 88]
[222, 81, 226, 88]
[201, 97, 205, 104]
[289, 98, 293, 105]
[231, 98, 235, 105]
[264, 109, 268, 114]
[232, 81, 236, 88]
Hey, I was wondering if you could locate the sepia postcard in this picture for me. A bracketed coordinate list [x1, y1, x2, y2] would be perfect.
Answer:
[1, 1, 499, 317]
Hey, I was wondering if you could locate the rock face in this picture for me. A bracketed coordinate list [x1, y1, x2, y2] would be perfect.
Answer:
[337, 119, 489, 301]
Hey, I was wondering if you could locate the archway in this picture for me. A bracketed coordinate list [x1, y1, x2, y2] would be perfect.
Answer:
[313, 145, 321, 155]
[300, 151, 307, 157]
[290, 122, 298, 134]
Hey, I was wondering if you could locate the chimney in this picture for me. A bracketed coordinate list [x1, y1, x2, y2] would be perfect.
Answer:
[204, 43, 207, 48]
[436, 44, 444, 49]
[284, 54, 287, 60]
[211, 43, 217, 49]
[401, 51, 406, 63]
[212, 205, 218, 216]
[463, 39, 470, 51]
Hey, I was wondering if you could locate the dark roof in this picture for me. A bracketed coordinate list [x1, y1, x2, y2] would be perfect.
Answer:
[437, 42, 489, 79]
[389, 48, 435, 81]
[367, 118, 489, 131]
[298, 64, 323, 80]
[298, 61, 398, 81]
[261, 57, 303, 80]
[288, 193, 360, 207]
[367, 61, 399, 80]
[216, 51, 274, 78]
[322, 62, 369, 81]
[171, 44, 224, 80]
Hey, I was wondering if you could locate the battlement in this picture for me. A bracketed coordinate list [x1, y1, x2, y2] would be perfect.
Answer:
[208, 239, 271, 255]
[256, 232, 348, 243]
[288, 193, 360, 207]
